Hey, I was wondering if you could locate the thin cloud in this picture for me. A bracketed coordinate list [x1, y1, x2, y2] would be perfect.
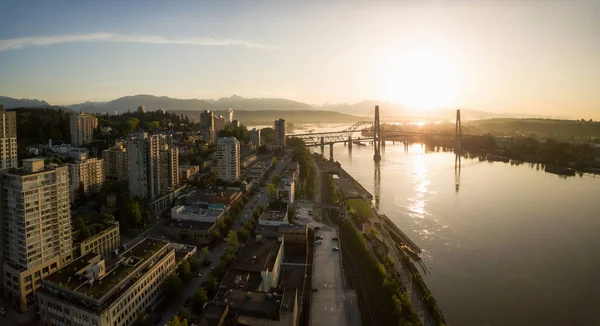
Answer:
[0, 33, 278, 51]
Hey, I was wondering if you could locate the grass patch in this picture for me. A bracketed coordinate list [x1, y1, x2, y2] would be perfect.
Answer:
[347, 199, 375, 219]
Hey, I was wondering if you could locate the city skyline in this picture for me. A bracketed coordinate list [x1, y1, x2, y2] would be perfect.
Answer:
[1, 1, 599, 119]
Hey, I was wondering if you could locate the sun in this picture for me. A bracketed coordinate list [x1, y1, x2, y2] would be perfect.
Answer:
[380, 49, 461, 111]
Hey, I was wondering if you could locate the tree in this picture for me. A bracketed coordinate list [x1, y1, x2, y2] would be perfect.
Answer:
[267, 183, 277, 200]
[167, 315, 188, 326]
[132, 312, 152, 326]
[189, 256, 201, 274]
[192, 288, 208, 313]
[210, 229, 222, 241]
[178, 308, 191, 323]
[205, 275, 218, 292]
[119, 196, 142, 228]
[177, 260, 192, 282]
[237, 227, 251, 243]
[164, 273, 183, 299]
[226, 230, 239, 248]
[147, 121, 160, 131]
[272, 157, 279, 165]
[272, 174, 282, 186]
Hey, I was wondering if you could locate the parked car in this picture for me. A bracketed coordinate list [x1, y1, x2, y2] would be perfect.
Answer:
[315, 226, 321, 231]
[332, 247, 340, 251]
[316, 235, 324, 240]
[315, 240, 323, 244]
[332, 236, 339, 241]
[0, 306, 6, 316]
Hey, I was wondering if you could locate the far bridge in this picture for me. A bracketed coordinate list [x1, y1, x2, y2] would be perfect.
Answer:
[287, 106, 473, 161]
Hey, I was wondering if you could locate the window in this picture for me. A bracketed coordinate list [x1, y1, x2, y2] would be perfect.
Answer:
[51, 262, 57, 269]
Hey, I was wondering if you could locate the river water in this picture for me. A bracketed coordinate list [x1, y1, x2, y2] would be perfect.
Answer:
[283, 123, 600, 326]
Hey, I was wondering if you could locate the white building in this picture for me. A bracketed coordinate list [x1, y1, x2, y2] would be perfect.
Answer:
[0, 159, 73, 312]
[170, 205, 224, 223]
[217, 137, 240, 183]
[249, 128, 261, 147]
[0, 105, 17, 169]
[70, 112, 98, 146]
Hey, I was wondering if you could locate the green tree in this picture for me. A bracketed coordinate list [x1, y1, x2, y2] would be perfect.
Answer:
[226, 230, 239, 248]
[147, 120, 160, 131]
[178, 308, 191, 323]
[237, 227, 250, 243]
[205, 275, 218, 292]
[272, 175, 282, 186]
[267, 183, 277, 200]
[272, 157, 279, 165]
[164, 273, 183, 299]
[210, 229, 222, 241]
[189, 256, 201, 273]
[167, 315, 188, 326]
[192, 288, 208, 313]
[124, 117, 140, 134]
[177, 260, 192, 282]
[132, 312, 152, 326]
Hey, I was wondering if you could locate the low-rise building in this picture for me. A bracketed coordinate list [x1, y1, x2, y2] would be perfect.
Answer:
[256, 224, 308, 245]
[258, 202, 289, 227]
[204, 288, 298, 326]
[179, 164, 200, 183]
[38, 239, 176, 326]
[221, 237, 284, 292]
[170, 205, 225, 223]
[78, 221, 120, 258]
[161, 220, 217, 245]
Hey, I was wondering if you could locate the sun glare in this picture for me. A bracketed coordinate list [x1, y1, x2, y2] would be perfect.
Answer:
[380, 49, 461, 111]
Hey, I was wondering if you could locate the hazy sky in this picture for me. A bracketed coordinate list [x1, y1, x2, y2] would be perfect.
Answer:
[0, 1, 599, 119]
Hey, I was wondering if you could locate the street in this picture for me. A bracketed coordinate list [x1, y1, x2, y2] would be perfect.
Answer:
[156, 153, 291, 324]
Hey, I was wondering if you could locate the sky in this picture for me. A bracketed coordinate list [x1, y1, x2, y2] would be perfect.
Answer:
[0, 1, 599, 119]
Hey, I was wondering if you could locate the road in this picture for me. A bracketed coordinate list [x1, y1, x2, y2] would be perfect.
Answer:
[156, 153, 291, 325]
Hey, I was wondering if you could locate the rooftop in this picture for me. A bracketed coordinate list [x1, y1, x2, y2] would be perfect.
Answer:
[198, 303, 231, 326]
[44, 253, 101, 291]
[232, 238, 282, 273]
[45, 238, 170, 302]
[216, 289, 283, 320]
[167, 219, 215, 231]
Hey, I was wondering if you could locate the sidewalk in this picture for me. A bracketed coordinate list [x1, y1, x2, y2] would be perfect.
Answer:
[0, 297, 40, 326]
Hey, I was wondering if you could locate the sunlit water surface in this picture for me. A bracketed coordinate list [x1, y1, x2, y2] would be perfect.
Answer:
[274, 123, 600, 326]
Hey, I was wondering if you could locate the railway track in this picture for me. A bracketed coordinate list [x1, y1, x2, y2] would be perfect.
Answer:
[342, 248, 378, 326]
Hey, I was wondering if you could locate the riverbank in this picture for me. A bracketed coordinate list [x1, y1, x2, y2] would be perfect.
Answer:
[312, 153, 445, 326]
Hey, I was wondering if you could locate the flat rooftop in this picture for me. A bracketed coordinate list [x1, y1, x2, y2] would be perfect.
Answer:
[46, 238, 170, 301]
[44, 252, 100, 291]
[167, 219, 215, 231]
[232, 239, 282, 273]
[259, 210, 287, 222]
[216, 289, 282, 320]
[199, 303, 229, 326]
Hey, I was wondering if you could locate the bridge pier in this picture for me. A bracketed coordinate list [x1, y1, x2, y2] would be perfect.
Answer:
[329, 143, 334, 161]
[348, 136, 352, 150]
[373, 105, 382, 162]
[320, 136, 325, 156]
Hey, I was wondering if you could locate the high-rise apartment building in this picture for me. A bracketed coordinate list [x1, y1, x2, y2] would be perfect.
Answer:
[228, 108, 234, 123]
[249, 128, 261, 147]
[0, 159, 73, 311]
[216, 137, 240, 183]
[274, 118, 286, 148]
[200, 110, 215, 143]
[159, 144, 179, 193]
[0, 105, 18, 169]
[127, 133, 178, 199]
[102, 144, 128, 181]
[214, 115, 226, 137]
[70, 112, 98, 146]
[68, 157, 105, 203]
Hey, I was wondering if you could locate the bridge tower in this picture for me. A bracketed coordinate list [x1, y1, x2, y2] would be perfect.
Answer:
[455, 109, 462, 153]
[373, 105, 382, 162]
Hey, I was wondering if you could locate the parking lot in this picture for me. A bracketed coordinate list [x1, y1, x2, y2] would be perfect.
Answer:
[293, 201, 359, 326]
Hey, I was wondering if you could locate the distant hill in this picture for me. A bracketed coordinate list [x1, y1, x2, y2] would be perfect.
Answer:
[170, 109, 365, 125]
[0, 96, 51, 109]
[2, 94, 555, 121]
[65, 94, 314, 114]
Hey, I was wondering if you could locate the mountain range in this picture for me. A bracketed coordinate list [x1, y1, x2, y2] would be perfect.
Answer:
[0, 94, 551, 120]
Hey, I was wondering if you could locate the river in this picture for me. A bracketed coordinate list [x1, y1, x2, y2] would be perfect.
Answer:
[281, 123, 600, 326]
